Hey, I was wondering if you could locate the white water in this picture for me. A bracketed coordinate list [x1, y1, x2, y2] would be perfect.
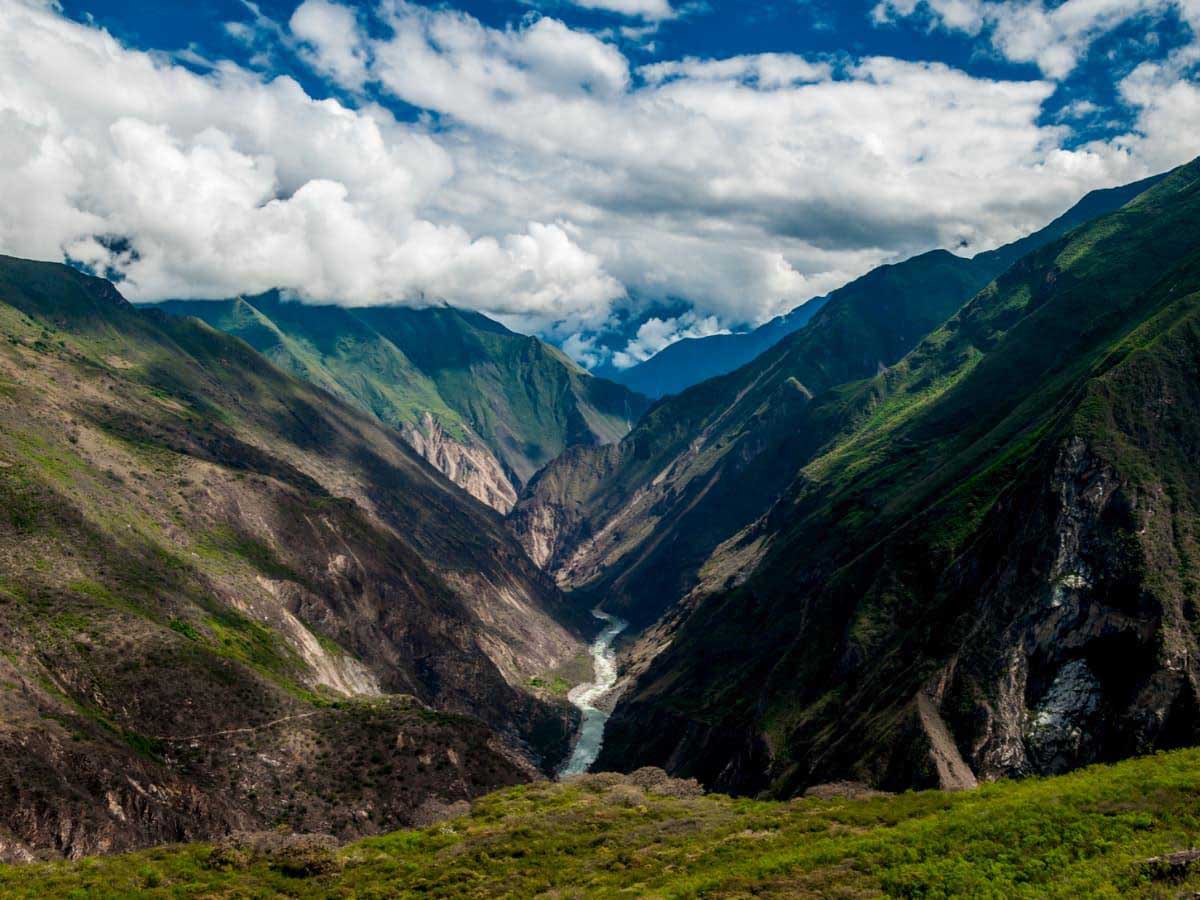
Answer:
[558, 609, 629, 778]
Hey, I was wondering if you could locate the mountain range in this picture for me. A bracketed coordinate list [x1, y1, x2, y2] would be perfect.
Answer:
[604, 297, 829, 400]
[1, 157, 1198, 874]
[603, 174, 1166, 401]
[518, 160, 1200, 794]
[0, 258, 592, 860]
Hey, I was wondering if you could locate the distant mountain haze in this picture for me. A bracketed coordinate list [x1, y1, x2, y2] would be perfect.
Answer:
[606, 298, 829, 399]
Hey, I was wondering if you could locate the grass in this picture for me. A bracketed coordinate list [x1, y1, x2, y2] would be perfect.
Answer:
[527, 675, 573, 696]
[6, 748, 1200, 897]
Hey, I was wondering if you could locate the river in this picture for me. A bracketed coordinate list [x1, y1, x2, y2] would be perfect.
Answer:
[558, 609, 629, 778]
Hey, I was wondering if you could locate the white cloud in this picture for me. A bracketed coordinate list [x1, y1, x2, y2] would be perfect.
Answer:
[561, 332, 608, 368]
[611, 311, 728, 369]
[289, 0, 371, 89]
[566, 0, 677, 21]
[0, 0, 1196, 360]
[1098, 43, 1200, 171]
[0, 0, 622, 331]
[874, 0, 1197, 79]
[640, 53, 833, 87]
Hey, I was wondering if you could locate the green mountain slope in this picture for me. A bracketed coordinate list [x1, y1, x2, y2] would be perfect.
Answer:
[0, 257, 587, 860]
[153, 295, 649, 512]
[512, 174, 1170, 633]
[598, 172, 1165, 403]
[607, 296, 829, 399]
[9, 748, 1200, 897]
[597, 159, 1200, 795]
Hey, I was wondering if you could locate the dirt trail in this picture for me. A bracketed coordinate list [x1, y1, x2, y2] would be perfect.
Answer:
[156, 712, 323, 743]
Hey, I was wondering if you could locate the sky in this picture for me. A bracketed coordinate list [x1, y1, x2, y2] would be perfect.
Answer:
[1, 0, 1198, 369]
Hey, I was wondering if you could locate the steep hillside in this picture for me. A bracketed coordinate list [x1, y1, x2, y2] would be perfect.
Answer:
[0, 257, 586, 859]
[602, 173, 1165, 402]
[512, 174, 1170, 632]
[153, 296, 648, 512]
[513, 249, 1002, 627]
[10, 748, 1200, 897]
[609, 297, 828, 399]
[597, 160, 1200, 796]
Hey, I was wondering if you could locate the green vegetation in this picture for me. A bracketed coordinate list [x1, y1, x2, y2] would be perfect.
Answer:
[588, 160, 1200, 792]
[154, 295, 649, 490]
[0, 253, 582, 861]
[7, 748, 1200, 897]
[194, 525, 304, 584]
[527, 675, 572, 696]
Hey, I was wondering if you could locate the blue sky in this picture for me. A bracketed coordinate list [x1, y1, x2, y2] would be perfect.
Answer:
[6, 0, 1199, 367]
[63, 0, 1188, 142]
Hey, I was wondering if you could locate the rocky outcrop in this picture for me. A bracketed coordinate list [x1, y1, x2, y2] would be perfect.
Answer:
[403, 413, 517, 513]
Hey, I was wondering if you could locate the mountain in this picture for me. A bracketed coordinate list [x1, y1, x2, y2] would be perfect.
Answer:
[512, 174, 1170, 629]
[591, 159, 1200, 795]
[511, 166, 1188, 794]
[603, 173, 1166, 401]
[512, 248, 995, 630]
[607, 297, 828, 399]
[151, 295, 649, 513]
[0, 257, 588, 860]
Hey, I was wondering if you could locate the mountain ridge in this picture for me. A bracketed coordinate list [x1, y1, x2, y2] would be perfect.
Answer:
[594, 158, 1200, 795]
[602, 172, 1167, 402]
[511, 173, 1173, 630]
[151, 295, 649, 513]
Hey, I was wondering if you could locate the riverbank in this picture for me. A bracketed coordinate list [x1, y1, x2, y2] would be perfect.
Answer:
[558, 610, 629, 778]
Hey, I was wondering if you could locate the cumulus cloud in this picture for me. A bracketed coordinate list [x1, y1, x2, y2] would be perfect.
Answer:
[1100, 43, 1200, 170]
[0, 0, 1196, 361]
[0, 0, 621, 330]
[289, 0, 371, 89]
[874, 0, 1199, 79]
[611, 312, 728, 369]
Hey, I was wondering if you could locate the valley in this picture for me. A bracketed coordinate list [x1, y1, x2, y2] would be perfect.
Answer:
[2, 161, 1198, 873]
[4, 0, 1200, 893]
[153, 297, 648, 514]
[558, 610, 628, 778]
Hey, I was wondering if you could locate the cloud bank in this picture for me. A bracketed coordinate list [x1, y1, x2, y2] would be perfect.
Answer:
[0, 0, 1197, 357]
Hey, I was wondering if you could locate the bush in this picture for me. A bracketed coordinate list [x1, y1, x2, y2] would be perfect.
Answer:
[206, 831, 342, 878]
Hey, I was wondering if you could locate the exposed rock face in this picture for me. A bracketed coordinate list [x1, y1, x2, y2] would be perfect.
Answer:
[1024, 660, 1102, 773]
[403, 413, 518, 513]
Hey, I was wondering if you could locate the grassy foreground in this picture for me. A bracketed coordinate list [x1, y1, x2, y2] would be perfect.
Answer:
[6, 748, 1200, 898]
